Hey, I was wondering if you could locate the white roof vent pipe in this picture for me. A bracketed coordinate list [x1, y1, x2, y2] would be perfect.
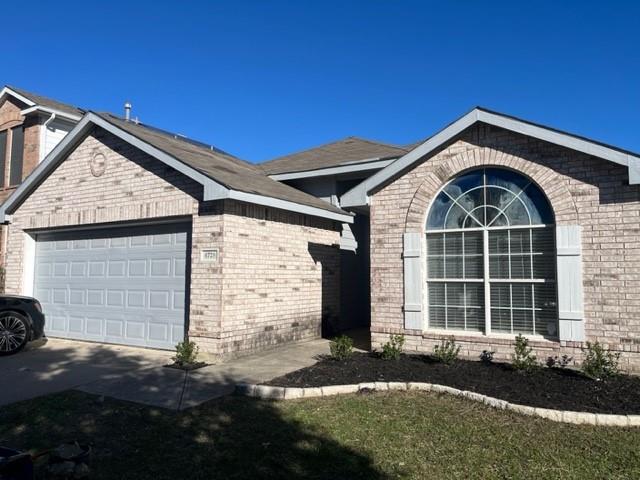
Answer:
[124, 101, 132, 121]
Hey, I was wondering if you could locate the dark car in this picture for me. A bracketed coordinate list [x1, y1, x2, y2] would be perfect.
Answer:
[0, 295, 45, 356]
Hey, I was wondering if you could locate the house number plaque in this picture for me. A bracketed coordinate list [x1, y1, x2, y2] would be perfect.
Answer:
[200, 248, 219, 262]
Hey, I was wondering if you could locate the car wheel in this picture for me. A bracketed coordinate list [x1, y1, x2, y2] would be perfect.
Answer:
[0, 312, 30, 356]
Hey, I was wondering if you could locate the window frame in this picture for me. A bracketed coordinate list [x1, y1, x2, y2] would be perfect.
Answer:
[425, 167, 558, 338]
[8, 125, 24, 187]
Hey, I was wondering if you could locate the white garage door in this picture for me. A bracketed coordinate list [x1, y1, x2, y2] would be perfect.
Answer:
[34, 223, 189, 350]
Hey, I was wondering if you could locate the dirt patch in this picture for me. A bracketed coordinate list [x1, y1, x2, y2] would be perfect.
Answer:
[266, 353, 640, 414]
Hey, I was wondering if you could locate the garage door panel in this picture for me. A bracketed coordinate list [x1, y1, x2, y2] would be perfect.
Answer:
[35, 224, 189, 350]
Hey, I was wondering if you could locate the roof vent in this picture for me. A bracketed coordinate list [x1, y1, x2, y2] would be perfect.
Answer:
[124, 101, 132, 121]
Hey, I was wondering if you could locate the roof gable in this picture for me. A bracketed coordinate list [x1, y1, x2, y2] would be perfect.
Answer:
[0, 112, 352, 223]
[341, 107, 640, 207]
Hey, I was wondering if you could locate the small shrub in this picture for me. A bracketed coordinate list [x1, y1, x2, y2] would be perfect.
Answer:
[433, 337, 461, 365]
[330, 335, 354, 361]
[546, 354, 572, 369]
[381, 334, 405, 360]
[480, 350, 495, 365]
[512, 334, 538, 372]
[174, 340, 199, 365]
[581, 341, 620, 380]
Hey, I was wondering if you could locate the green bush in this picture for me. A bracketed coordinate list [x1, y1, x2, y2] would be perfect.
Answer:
[174, 340, 199, 365]
[581, 341, 620, 380]
[329, 335, 354, 361]
[433, 337, 461, 365]
[512, 334, 538, 372]
[381, 334, 405, 360]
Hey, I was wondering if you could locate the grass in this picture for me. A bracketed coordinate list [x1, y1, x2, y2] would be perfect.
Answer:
[1, 390, 640, 479]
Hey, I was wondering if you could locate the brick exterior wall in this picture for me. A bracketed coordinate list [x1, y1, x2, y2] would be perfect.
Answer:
[0, 96, 40, 201]
[4, 128, 341, 357]
[213, 201, 340, 356]
[370, 123, 640, 372]
[0, 96, 41, 284]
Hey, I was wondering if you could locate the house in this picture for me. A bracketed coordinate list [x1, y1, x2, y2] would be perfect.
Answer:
[0, 86, 82, 268]
[339, 108, 640, 372]
[1, 87, 639, 371]
[0, 109, 350, 356]
[260, 137, 412, 332]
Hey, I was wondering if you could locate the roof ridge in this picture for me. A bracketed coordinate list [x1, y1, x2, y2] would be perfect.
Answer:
[97, 112, 257, 171]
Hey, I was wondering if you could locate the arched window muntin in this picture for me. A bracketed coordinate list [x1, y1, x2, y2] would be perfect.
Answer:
[425, 167, 558, 337]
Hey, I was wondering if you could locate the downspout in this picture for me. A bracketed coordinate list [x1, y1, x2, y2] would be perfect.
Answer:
[44, 112, 56, 129]
[41, 112, 56, 163]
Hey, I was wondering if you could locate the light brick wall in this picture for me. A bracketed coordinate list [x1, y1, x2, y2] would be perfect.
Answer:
[214, 201, 340, 356]
[5, 128, 341, 357]
[370, 123, 640, 372]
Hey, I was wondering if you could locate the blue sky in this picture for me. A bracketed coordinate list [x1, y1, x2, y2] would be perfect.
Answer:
[4, 1, 639, 162]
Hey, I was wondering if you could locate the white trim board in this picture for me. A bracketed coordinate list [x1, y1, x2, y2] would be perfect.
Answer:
[0, 112, 353, 224]
[268, 158, 396, 181]
[20, 105, 82, 122]
[0, 86, 36, 108]
[341, 107, 640, 207]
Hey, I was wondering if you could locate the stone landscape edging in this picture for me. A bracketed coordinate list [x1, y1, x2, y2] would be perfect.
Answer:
[235, 382, 640, 427]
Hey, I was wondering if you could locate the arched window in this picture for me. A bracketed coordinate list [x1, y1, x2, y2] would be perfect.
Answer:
[425, 168, 557, 337]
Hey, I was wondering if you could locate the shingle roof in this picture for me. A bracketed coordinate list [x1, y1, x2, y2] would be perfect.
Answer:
[6, 85, 85, 117]
[96, 113, 348, 216]
[260, 136, 410, 175]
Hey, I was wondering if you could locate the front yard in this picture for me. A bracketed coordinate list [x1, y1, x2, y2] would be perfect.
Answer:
[1, 390, 639, 479]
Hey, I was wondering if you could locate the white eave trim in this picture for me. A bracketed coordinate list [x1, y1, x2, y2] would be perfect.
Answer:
[227, 190, 353, 223]
[340, 108, 640, 207]
[0, 87, 36, 108]
[268, 157, 396, 181]
[20, 105, 82, 122]
[0, 112, 353, 224]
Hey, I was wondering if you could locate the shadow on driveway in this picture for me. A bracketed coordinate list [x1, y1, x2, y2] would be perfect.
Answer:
[2, 338, 173, 407]
[3, 337, 331, 410]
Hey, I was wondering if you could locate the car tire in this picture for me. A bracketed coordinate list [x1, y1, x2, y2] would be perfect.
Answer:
[0, 311, 31, 356]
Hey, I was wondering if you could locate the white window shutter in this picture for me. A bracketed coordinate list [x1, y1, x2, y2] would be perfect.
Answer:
[403, 232, 423, 330]
[556, 225, 585, 341]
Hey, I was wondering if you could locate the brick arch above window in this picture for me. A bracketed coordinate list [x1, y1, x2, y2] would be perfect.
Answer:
[404, 147, 578, 233]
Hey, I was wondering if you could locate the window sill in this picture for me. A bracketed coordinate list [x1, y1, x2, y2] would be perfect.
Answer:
[422, 329, 559, 346]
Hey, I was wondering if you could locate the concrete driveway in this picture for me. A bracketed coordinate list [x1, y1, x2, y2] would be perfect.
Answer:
[3, 338, 173, 407]
[3, 337, 330, 410]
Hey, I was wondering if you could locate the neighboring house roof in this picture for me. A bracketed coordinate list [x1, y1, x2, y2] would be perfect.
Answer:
[260, 137, 410, 176]
[341, 107, 640, 208]
[0, 112, 353, 223]
[0, 85, 84, 121]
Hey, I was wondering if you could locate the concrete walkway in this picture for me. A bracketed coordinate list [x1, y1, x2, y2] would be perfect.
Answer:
[4, 337, 329, 410]
[78, 338, 330, 409]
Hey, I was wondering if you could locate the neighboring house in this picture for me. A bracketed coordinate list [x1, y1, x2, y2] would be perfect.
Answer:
[0, 86, 82, 268]
[1, 87, 639, 372]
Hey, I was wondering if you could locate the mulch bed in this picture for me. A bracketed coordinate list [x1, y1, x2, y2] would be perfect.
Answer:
[266, 352, 640, 414]
[164, 361, 209, 371]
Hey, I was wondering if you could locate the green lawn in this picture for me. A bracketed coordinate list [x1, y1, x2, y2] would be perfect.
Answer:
[1, 390, 639, 479]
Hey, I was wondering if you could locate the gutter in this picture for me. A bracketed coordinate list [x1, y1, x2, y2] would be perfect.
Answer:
[20, 105, 82, 123]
